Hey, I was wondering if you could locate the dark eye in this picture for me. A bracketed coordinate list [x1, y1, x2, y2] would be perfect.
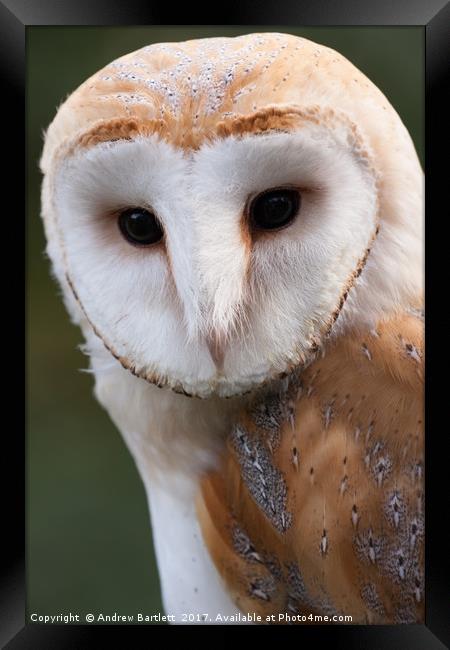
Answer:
[118, 207, 163, 246]
[250, 188, 301, 231]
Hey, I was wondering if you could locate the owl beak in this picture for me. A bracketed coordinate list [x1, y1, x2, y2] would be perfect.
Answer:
[206, 332, 226, 372]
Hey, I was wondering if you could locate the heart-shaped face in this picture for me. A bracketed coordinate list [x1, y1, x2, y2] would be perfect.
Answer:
[41, 33, 422, 398]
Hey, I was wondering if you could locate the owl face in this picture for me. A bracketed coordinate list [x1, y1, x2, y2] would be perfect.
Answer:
[52, 116, 378, 398]
[42, 33, 422, 399]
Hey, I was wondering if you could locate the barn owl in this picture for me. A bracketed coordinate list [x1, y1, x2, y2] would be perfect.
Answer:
[40, 32, 424, 624]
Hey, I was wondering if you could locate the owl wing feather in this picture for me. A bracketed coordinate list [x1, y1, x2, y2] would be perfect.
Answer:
[197, 310, 424, 623]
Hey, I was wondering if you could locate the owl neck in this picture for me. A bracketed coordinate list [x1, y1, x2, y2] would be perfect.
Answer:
[131, 383, 248, 484]
[85, 333, 250, 617]
[88, 334, 249, 485]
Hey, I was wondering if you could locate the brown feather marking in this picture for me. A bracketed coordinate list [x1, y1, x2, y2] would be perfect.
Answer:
[198, 309, 424, 623]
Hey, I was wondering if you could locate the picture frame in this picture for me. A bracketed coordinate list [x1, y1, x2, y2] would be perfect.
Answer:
[4, 0, 448, 645]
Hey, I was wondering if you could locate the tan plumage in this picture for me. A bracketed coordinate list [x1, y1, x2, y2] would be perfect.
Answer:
[198, 309, 424, 623]
[41, 32, 406, 167]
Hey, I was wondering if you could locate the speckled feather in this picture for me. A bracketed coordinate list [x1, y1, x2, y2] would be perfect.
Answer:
[197, 310, 424, 623]
[41, 32, 410, 170]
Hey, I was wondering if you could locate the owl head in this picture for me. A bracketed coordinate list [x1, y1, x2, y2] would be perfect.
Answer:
[40, 33, 423, 398]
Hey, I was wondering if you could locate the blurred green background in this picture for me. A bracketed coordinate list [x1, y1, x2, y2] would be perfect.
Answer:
[27, 26, 423, 622]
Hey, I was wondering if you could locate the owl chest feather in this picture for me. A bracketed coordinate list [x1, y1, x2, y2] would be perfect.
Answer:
[197, 309, 424, 624]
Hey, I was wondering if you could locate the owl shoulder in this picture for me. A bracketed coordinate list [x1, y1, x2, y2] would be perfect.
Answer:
[198, 309, 424, 622]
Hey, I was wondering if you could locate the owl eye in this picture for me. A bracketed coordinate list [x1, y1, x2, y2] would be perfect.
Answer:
[250, 188, 301, 231]
[118, 207, 163, 246]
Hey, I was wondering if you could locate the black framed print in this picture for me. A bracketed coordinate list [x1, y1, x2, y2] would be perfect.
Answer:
[3, 0, 449, 646]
